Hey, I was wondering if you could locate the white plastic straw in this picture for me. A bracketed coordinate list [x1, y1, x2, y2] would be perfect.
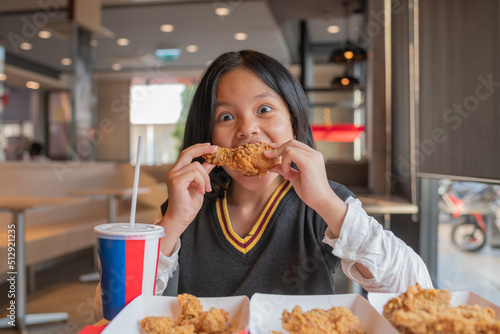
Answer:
[130, 136, 143, 228]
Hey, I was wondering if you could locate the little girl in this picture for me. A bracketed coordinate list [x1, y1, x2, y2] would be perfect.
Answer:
[153, 49, 432, 297]
[95, 50, 432, 317]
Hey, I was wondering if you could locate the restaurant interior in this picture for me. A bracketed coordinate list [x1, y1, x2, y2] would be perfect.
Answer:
[0, 0, 499, 333]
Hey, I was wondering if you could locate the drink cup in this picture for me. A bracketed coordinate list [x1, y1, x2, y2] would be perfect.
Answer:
[94, 222, 165, 320]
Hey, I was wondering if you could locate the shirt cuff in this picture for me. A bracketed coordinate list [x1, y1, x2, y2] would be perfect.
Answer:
[155, 238, 180, 295]
[322, 199, 379, 288]
[323, 197, 370, 258]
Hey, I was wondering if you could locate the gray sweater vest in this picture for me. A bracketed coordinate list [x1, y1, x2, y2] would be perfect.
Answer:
[161, 180, 354, 298]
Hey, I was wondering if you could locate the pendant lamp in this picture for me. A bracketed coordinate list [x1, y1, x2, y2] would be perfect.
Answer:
[331, 71, 360, 90]
[329, 0, 367, 64]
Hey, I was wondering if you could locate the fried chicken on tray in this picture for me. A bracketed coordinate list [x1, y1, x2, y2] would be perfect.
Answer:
[202, 142, 279, 178]
[383, 283, 500, 334]
[282, 305, 365, 334]
[140, 294, 232, 334]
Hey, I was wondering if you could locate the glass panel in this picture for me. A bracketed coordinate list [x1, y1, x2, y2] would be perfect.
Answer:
[437, 179, 500, 305]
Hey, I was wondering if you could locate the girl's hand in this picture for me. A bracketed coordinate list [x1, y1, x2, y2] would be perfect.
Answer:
[265, 140, 348, 236]
[265, 140, 332, 210]
[163, 143, 217, 234]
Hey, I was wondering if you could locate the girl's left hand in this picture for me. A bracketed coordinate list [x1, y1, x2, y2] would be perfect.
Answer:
[265, 140, 333, 211]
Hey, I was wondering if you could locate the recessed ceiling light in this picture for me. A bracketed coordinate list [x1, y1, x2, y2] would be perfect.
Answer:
[160, 24, 174, 32]
[327, 25, 340, 34]
[20, 42, 32, 50]
[186, 45, 198, 53]
[116, 38, 129, 46]
[26, 81, 40, 89]
[38, 30, 51, 39]
[61, 58, 72, 66]
[112, 63, 122, 71]
[90, 39, 98, 47]
[0, 73, 7, 81]
[234, 33, 247, 41]
[215, 7, 230, 16]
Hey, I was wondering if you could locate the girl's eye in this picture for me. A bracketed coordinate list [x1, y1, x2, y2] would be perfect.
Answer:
[218, 113, 234, 122]
[258, 106, 272, 114]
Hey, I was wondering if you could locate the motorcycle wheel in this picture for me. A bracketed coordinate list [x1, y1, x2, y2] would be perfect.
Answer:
[451, 217, 486, 252]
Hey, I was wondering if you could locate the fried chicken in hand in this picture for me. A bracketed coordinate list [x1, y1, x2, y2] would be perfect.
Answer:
[202, 141, 279, 177]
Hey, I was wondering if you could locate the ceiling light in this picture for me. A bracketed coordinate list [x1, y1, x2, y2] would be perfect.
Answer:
[329, 1, 367, 64]
[116, 38, 129, 46]
[112, 63, 122, 71]
[61, 58, 72, 66]
[160, 24, 174, 32]
[186, 45, 198, 53]
[90, 39, 98, 47]
[331, 73, 360, 90]
[327, 25, 340, 34]
[0, 73, 7, 81]
[20, 42, 32, 50]
[215, 7, 230, 16]
[26, 81, 40, 89]
[329, 41, 367, 63]
[38, 30, 51, 39]
[234, 33, 247, 41]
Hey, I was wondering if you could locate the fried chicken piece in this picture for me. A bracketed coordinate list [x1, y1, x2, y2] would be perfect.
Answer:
[194, 307, 231, 333]
[383, 283, 500, 334]
[203, 142, 279, 177]
[140, 316, 176, 334]
[141, 293, 232, 334]
[282, 305, 365, 334]
[176, 293, 203, 325]
[383, 283, 451, 320]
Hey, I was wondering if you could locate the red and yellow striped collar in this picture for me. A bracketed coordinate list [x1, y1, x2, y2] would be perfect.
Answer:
[216, 180, 292, 254]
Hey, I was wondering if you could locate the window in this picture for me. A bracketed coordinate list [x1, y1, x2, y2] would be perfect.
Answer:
[129, 83, 193, 165]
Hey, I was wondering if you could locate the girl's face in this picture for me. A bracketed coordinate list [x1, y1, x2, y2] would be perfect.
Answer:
[212, 68, 294, 186]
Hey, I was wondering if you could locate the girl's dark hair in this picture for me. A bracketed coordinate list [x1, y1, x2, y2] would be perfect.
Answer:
[181, 50, 315, 197]
[182, 50, 314, 150]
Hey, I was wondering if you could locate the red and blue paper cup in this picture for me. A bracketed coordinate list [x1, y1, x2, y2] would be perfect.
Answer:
[94, 223, 165, 320]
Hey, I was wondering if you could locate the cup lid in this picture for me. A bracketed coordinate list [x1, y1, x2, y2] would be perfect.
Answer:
[94, 223, 165, 240]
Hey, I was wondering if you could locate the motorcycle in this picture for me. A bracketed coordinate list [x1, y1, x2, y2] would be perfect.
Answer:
[438, 180, 500, 252]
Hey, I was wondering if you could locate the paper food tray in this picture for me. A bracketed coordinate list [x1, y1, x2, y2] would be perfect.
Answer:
[102, 295, 249, 334]
[248, 293, 399, 334]
[368, 291, 500, 319]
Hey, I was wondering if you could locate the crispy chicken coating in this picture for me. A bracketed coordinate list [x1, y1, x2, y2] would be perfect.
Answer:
[383, 283, 500, 334]
[282, 305, 365, 334]
[176, 293, 203, 324]
[140, 294, 232, 334]
[140, 316, 176, 334]
[203, 142, 279, 177]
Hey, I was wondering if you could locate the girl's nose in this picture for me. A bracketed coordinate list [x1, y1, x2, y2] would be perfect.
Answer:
[236, 115, 260, 138]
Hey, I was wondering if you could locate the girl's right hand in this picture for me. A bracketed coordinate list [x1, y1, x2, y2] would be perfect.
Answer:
[162, 143, 217, 235]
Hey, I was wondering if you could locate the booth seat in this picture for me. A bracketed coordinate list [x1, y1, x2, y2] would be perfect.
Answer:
[0, 162, 170, 282]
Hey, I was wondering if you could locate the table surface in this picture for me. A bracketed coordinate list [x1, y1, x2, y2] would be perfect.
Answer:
[69, 187, 151, 197]
[357, 194, 418, 215]
[0, 196, 88, 211]
[94, 319, 110, 326]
